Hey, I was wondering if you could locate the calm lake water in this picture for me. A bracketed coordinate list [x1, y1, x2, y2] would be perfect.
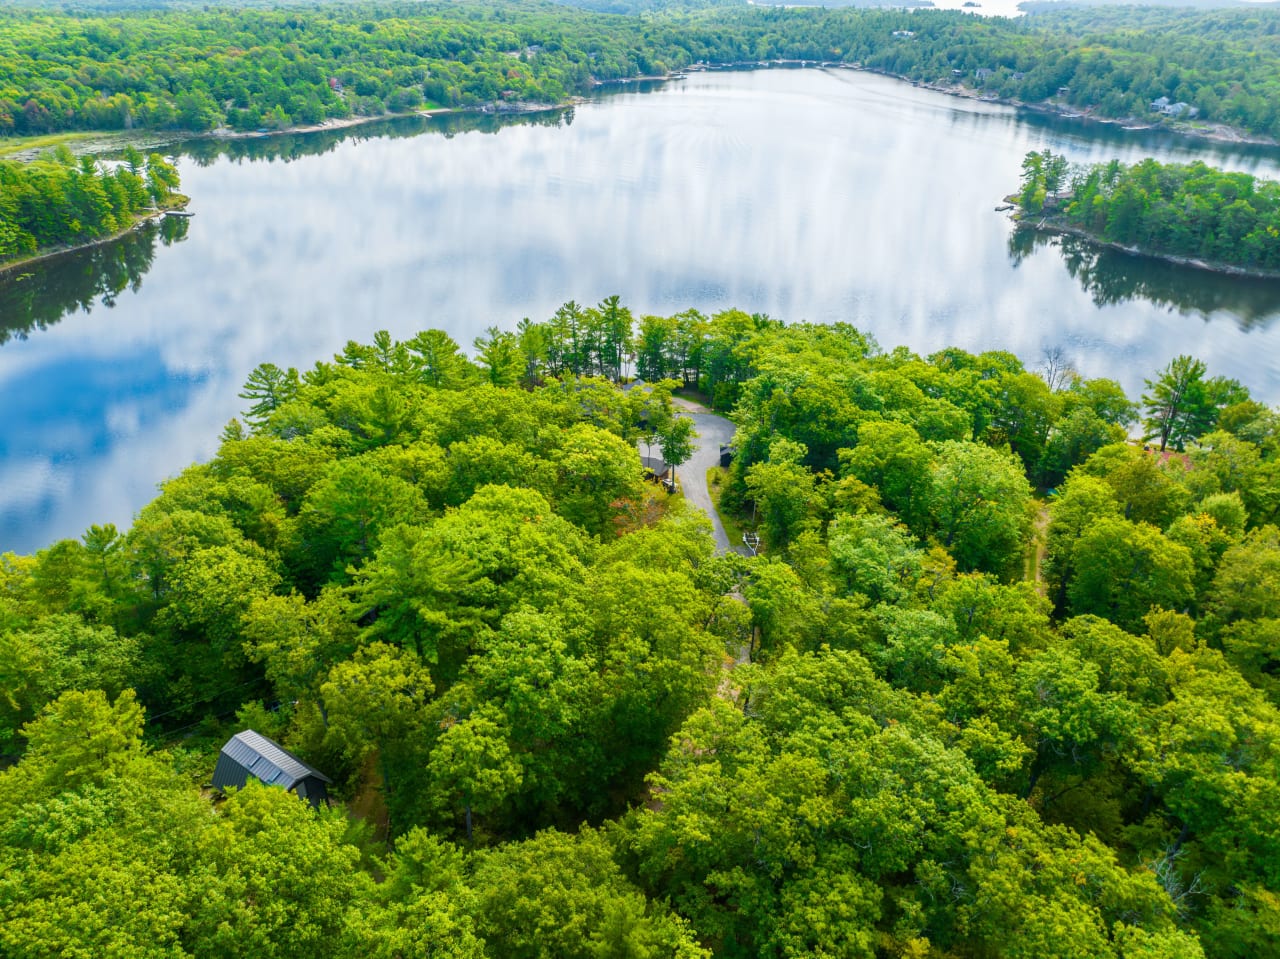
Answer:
[3, 67, 1280, 553]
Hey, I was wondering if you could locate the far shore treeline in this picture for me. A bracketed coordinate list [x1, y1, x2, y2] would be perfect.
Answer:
[1, 2, 1280, 139]
[2, 306, 1279, 956]
[1017, 150, 1280, 274]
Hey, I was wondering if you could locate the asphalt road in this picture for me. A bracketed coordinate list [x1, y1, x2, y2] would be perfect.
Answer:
[670, 401, 740, 555]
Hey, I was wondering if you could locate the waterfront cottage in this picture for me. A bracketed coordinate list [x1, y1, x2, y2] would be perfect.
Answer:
[1150, 97, 1198, 118]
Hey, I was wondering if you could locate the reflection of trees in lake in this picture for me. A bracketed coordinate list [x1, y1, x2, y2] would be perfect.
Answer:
[0, 216, 189, 345]
[174, 107, 576, 168]
[1008, 226, 1280, 332]
[3, 107, 573, 344]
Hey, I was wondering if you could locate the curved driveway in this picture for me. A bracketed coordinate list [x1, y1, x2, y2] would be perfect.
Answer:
[670, 399, 742, 555]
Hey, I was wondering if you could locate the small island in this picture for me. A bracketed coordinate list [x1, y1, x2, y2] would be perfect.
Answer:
[0, 146, 185, 272]
[1011, 149, 1280, 278]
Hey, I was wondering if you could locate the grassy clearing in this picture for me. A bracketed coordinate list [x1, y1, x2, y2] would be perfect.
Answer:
[0, 131, 89, 157]
[707, 466, 753, 549]
[673, 387, 714, 411]
[0, 128, 187, 161]
[0, 130, 112, 159]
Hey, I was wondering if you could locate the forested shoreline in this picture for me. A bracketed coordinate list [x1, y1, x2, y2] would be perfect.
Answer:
[2, 303, 1278, 957]
[0, 145, 182, 265]
[1015, 150, 1280, 277]
[1, 2, 1279, 141]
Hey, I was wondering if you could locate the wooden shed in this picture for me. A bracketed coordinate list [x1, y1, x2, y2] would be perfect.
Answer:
[212, 729, 331, 808]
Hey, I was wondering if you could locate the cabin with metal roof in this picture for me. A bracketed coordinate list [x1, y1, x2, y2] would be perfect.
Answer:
[640, 454, 676, 492]
[212, 729, 331, 807]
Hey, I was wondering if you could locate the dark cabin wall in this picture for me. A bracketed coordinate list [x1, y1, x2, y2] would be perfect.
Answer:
[210, 754, 252, 793]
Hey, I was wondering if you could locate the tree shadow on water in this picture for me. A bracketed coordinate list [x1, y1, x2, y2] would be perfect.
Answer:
[0, 216, 189, 346]
[1008, 225, 1280, 332]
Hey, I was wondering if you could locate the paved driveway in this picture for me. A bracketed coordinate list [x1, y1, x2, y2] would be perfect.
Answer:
[670, 400, 741, 555]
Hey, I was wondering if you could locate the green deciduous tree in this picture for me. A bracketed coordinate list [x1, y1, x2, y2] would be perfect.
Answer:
[321, 642, 433, 827]
[473, 829, 709, 959]
[551, 423, 645, 536]
[427, 708, 522, 841]
[659, 414, 697, 486]
[0, 614, 140, 750]
[926, 440, 1033, 577]
[746, 438, 822, 550]
[1067, 516, 1196, 632]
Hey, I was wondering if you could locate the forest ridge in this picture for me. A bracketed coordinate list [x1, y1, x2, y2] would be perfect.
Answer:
[2, 307, 1278, 957]
[1, 3, 1280, 139]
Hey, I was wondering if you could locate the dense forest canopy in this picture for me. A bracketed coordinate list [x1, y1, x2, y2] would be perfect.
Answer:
[1, 2, 1280, 137]
[2, 302, 1279, 956]
[1017, 150, 1280, 273]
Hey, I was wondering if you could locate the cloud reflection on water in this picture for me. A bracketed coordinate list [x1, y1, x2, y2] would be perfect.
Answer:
[2, 67, 1280, 552]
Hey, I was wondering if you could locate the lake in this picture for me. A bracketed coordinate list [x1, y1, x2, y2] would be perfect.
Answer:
[3, 67, 1280, 554]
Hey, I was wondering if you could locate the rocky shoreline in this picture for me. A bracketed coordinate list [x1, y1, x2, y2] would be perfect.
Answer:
[861, 66, 1279, 149]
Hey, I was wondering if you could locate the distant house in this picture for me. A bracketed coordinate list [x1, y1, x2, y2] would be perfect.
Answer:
[1149, 97, 1198, 118]
[623, 379, 656, 426]
[891, 30, 915, 38]
[1011, 71, 1025, 81]
[212, 730, 331, 808]
[975, 67, 994, 81]
[1057, 86, 1071, 98]
[719, 444, 735, 468]
[952, 69, 965, 79]
[328, 77, 343, 92]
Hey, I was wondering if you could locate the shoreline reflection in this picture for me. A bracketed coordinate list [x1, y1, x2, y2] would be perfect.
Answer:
[1008, 226, 1280, 332]
[0, 217, 190, 345]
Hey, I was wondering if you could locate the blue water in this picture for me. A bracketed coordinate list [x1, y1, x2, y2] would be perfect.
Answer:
[3, 67, 1280, 553]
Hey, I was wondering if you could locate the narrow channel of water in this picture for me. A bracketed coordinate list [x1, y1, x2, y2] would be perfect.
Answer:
[2, 67, 1279, 553]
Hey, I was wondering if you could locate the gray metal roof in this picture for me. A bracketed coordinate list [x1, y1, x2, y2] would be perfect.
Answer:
[640, 455, 671, 475]
[214, 730, 331, 790]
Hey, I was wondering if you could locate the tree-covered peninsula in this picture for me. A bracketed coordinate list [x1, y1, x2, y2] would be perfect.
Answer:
[2, 305, 1279, 957]
[1, 2, 1280, 140]
[1015, 150, 1280, 276]
[0, 145, 182, 264]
